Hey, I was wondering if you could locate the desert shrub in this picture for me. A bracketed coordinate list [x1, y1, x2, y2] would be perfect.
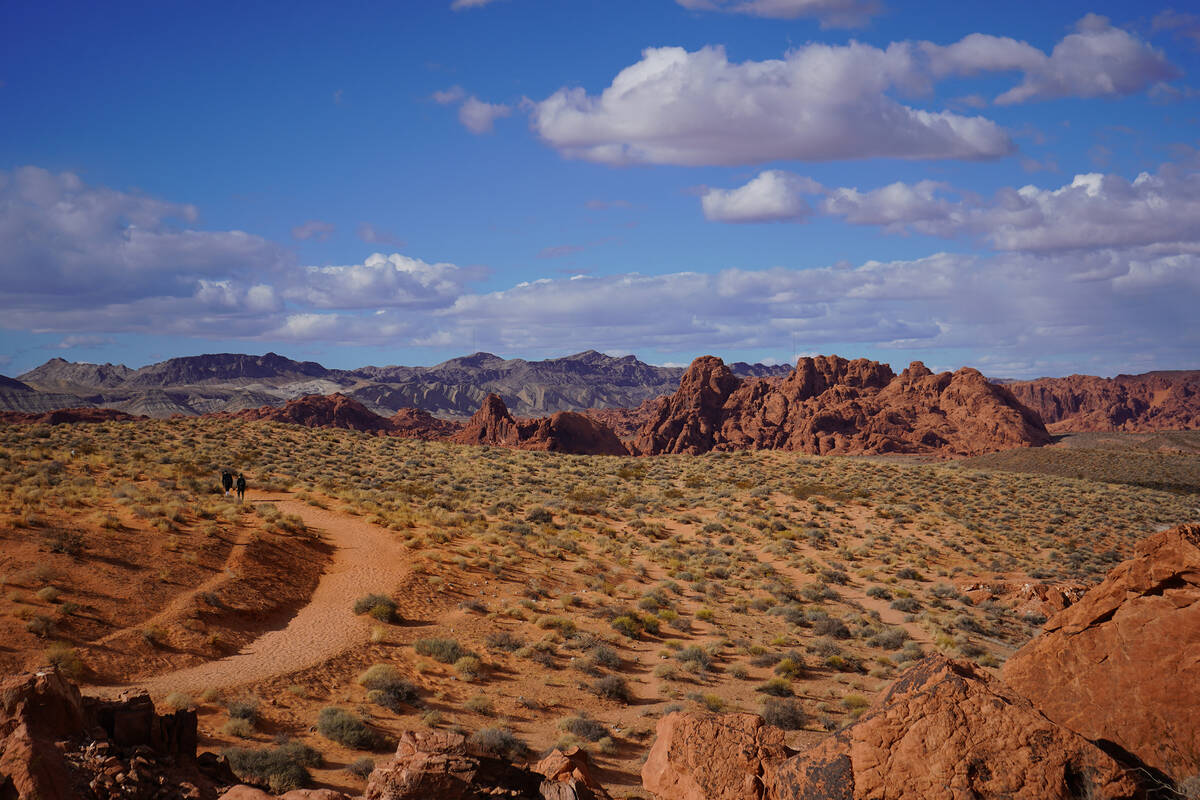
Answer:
[222, 718, 255, 738]
[895, 568, 924, 581]
[223, 742, 320, 793]
[890, 597, 920, 613]
[813, 617, 851, 639]
[226, 698, 260, 725]
[610, 615, 643, 639]
[317, 707, 382, 750]
[757, 677, 793, 697]
[346, 757, 375, 780]
[358, 664, 418, 711]
[537, 615, 577, 635]
[163, 692, 194, 711]
[841, 693, 869, 712]
[43, 528, 85, 556]
[762, 697, 809, 730]
[773, 656, 805, 679]
[560, 713, 609, 742]
[464, 694, 494, 715]
[36, 586, 61, 603]
[455, 655, 484, 680]
[485, 631, 525, 652]
[44, 642, 83, 679]
[526, 507, 553, 524]
[414, 637, 470, 664]
[591, 675, 632, 703]
[467, 727, 528, 761]
[353, 594, 398, 623]
[867, 627, 909, 650]
[676, 645, 713, 672]
[588, 644, 620, 669]
[865, 586, 892, 600]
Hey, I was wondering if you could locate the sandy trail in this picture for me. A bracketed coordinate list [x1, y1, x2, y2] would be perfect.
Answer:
[95, 494, 411, 697]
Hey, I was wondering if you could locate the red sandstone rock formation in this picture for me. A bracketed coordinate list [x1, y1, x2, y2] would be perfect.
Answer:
[219, 788, 350, 800]
[362, 729, 542, 800]
[763, 655, 1143, 800]
[0, 407, 140, 425]
[229, 393, 396, 433]
[388, 407, 463, 440]
[634, 356, 1050, 457]
[1004, 370, 1200, 432]
[955, 581, 1087, 619]
[1002, 523, 1200, 782]
[640, 712, 790, 800]
[0, 669, 229, 799]
[452, 394, 628, 456]
[535, 747, 612, 800]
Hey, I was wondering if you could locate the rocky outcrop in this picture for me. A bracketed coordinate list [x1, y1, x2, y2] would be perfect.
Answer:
[0, 407, 141, 425]
[388, 407, 463, 440]
[0, 669, 229, 800]
[227, 393, 395, 433]
[634, 356, 1050, 457]
[1004, 370, 1200, 432]
[363, 729, 541, 800]
[641, 712, 789, 800]
[764, 655, 1144, 800]
[955, 581, 1087, 619]
[452, 395, 628, 456]
[1003, 523, 1200, 782]
[535, 747, 611, 800]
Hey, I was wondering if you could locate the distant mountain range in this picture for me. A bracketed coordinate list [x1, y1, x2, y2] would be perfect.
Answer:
[0, 350, 791, 419]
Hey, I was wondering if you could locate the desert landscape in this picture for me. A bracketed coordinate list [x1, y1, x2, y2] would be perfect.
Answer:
[0, 351, 1197, 799]
[5, 0, 1200, 797]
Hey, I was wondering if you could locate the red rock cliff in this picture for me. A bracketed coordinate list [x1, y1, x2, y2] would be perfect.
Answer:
[1004, 370, 1200, 432]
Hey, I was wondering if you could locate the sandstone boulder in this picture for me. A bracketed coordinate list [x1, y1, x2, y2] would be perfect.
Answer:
[633, 355, 1050, 457]
[535, 747, 612, 800]
[764, 655, 1144, 800]
[363, 729, 541, 800]
[955, 581, 1087, 619]
[641, 712, 789, 800]
[1003, 523, 1200, 782]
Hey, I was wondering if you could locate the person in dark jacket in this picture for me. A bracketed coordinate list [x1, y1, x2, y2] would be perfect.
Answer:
[221, 470, 233, 497]
[236, 473, 246, 502]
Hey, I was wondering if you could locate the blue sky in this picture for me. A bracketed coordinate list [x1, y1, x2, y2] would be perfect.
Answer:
[1, 0, 1198, 378]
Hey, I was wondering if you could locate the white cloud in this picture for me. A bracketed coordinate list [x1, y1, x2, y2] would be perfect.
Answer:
[450, 0, 500, 9]
[290, 219, 335, 241]
[532, 44, 1011, 166]
[990, 15, 1179, 104]
[432, 85, 466, 105]
[458, 96, 512, 134]
[0, 166, 289, 311]
[702, 170, 822, 222]
[675, 0, 881, 28]
[530, 20, 1175, 166]
[708, 161, 1200, 253]
[284, 252, 486, 310]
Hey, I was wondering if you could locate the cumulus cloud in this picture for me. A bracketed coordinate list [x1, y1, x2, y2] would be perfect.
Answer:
[532, 44, 1012, 166]
[284, 252, 487, 310]
[675, 0, 882, 28]
[701, 170, 823, 222]
[530, 20, 1175, 166]
[707, 161, 1200, 253]
[290, 219, 335, 241]
[432, 85, 466, 105]
[458, 96, 512, 134]
[0, 166, 289, 312]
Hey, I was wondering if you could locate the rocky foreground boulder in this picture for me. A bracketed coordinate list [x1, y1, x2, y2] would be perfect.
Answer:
[452, 394, 629, 456]
[1003, 523, 1200, 782]
[641, 713, 789, 800]
[0, 669, 231, 799]
[765, 656, 1143, 800]
[633, 355, 1050, 457]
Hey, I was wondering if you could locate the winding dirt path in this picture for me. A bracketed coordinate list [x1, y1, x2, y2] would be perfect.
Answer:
[95, 493, 412, 697]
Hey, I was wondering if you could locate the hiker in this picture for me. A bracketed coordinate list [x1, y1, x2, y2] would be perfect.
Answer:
[221, 469, 233, 497]
[236, 473, 246, 502]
